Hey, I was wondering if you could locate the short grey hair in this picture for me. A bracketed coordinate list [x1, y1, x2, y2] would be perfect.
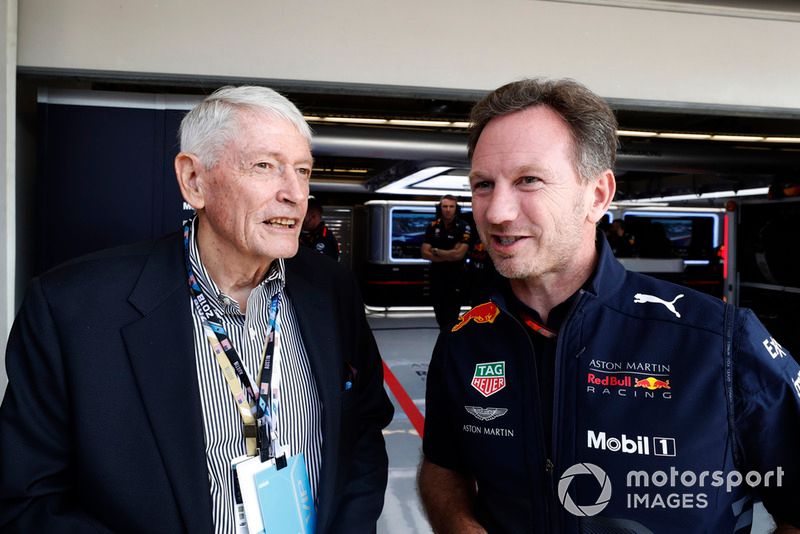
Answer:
[468, 78, 617, 181]
[179, 85, 312, 167]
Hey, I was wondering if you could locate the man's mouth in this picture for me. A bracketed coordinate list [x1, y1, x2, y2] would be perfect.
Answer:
[493, 235, 524, 246]
[265, 217, 298, 229]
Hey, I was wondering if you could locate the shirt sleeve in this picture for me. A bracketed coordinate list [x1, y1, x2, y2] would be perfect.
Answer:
[460, 221, 471, 244]
[422, 334, 468, 472]
[422, 221, 436, 246]
[732, 308, 800, 527]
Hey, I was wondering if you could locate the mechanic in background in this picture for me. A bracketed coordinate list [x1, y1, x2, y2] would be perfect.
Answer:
[300, 196, 339, 261]
[421, 195, 470, 330]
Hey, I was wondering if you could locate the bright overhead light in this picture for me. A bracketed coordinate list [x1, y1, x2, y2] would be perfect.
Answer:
[628, 187, 769, 203]
[322, 117, 388, 125]
[658, 132, 712, 140]
[305, 115, 799, 143]
[418, 174, 471, 191]
[334, 168, 368, 173]
[764, 136, 800, 143]
[305, 115, 470, 128]
[312, 167, 369, 174]
[375, 166, 455, 195]
[710, 134, 765, 142]
[376, 166, 472, 197]
[388, 119, 452, 127]
[617, 130, 658, 137]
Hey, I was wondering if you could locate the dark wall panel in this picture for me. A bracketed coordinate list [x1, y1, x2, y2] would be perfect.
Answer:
[36, 103, 187, 275]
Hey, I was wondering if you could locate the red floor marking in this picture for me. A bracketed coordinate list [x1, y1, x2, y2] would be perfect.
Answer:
[382, 360, 425, 438]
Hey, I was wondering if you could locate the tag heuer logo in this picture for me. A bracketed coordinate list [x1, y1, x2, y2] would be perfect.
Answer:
[471, 361, 506, 397]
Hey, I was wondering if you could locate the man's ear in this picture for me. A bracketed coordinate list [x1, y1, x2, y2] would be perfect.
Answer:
[587, 170, 616, 224]
[175, 152, 207, 210]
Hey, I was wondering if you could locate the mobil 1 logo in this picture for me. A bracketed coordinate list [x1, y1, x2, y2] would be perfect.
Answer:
[588, 430, 676, 457]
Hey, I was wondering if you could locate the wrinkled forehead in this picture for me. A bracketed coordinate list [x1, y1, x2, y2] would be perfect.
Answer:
[224, 109, 312, 159]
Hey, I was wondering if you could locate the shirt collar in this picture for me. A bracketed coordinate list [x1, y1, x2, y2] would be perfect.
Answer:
[498, 281, 574, 332]
[187, 216, 286, 315]
[490, 229, 626, 320]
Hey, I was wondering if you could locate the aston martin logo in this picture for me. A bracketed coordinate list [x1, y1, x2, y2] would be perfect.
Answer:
[465, 406, 508, 422]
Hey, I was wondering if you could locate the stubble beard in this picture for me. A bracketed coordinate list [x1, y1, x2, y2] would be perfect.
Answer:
[484, 199, 587, 282]
[487, 236, 567, 281]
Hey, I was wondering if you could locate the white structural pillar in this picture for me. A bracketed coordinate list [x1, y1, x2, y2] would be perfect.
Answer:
[0, 0, 17, 397]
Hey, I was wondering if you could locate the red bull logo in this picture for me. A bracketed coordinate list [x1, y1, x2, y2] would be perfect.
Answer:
[634, 377, 670, 390]
[587, 374, 632, 387]
[471, 361, 506, 397]
[451, 301, 500, 332]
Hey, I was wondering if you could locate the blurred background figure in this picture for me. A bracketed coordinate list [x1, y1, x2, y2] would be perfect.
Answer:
[637, 221, 676, 258]
[300, 196, 340, 261]
[421, 195, 470, 330]
[606, 219, 636, 257]
[463, 211, 496, 306]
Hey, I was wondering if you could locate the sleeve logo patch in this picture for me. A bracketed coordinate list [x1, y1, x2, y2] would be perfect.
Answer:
[633, 293, 684, 318]
[763, 337, 787, 360]
[471, 361, 506, 397]
[451, 301, 500, 332]
[793, 370, 800, 399]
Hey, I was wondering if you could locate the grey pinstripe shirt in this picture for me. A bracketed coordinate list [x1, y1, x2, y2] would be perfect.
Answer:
[187, 221, 323, 533]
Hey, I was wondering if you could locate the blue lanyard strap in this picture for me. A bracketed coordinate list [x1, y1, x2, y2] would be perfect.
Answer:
[183, 220, 281, 459]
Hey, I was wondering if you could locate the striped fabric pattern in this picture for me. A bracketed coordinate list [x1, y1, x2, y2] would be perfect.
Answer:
[188, 222, 323, 534]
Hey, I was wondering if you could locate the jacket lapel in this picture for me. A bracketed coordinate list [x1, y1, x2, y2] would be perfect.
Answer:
[284, 256, 342, 531]
[122, 234, 214, 533]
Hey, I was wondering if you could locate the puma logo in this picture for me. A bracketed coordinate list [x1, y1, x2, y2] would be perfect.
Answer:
[633, 293, 685, 318]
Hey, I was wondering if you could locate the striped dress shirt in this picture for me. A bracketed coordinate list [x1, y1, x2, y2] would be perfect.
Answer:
[187, 221, 323, 534]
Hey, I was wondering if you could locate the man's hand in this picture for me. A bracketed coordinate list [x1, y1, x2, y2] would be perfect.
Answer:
[418, 457, 486, 534]
[421, 243, 468, 263]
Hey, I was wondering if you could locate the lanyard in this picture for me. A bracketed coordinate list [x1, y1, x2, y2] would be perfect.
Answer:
[183, 221, 282, 460]
[520, 312, 558, 339]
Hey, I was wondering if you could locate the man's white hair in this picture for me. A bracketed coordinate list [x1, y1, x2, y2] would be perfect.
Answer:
[179, 85, 312, 167]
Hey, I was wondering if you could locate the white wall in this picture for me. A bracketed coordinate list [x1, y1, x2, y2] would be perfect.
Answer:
[1, 0, 16, 397]
[15, 0, 800, 110]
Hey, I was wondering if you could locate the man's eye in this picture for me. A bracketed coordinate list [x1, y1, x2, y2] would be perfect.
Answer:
[296, 167, 312, 177]
[255, 161, 274, 170]
[471, 181, 492, 192]
[518, 176, 542, 188]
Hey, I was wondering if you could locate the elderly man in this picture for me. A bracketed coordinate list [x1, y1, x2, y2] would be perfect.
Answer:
[419, 79, 800, 533]
[0, 86, 393, 533]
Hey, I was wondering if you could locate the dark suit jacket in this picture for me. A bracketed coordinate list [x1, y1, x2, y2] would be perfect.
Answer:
[0, 233, 393, 533]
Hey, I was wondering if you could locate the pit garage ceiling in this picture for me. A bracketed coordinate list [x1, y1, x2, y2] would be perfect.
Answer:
[22, 75, 800, 205]
[543, 0, 800, 20]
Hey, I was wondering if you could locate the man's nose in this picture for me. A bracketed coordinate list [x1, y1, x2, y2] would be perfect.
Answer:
[277, 170, 309, 204]
[484, 185, 518, 225]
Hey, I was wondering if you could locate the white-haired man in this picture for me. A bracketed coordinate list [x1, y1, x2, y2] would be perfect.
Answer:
[0, 86, 393, 533]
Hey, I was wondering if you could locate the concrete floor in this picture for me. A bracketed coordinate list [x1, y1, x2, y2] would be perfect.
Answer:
[370, 312, 436, 534]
